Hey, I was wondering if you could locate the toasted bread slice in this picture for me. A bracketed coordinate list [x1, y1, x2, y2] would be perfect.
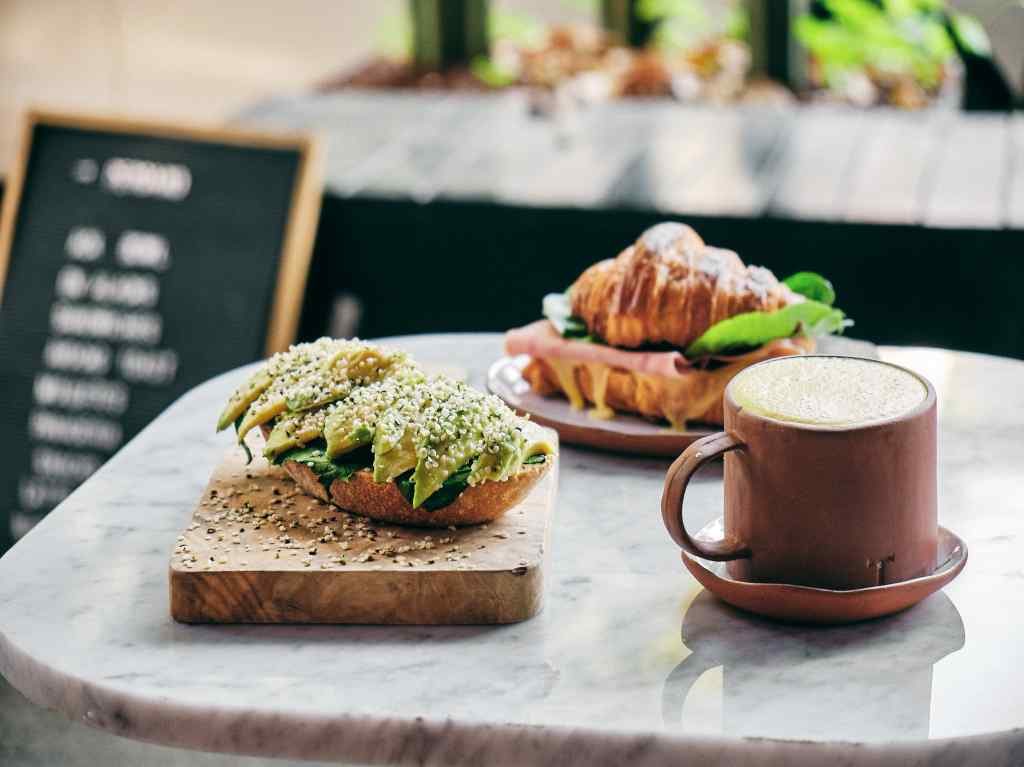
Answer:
[259, 420, 552, 526]
[280, 458, 550, 527]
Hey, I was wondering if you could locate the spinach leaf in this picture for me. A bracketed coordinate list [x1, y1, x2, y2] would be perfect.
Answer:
[542, 291, 598, 342]
[276, 441, 373, 488]
[396, 463, 473, 511]
[394, 471, 416, 506]
[396, 453, 548, 511]
[233, 414, 252, 464]
[784, 272, 836, 305]
[685, 301, 849, 359]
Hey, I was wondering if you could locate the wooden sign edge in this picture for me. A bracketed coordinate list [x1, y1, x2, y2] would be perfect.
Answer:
[0, 106, 325, 356]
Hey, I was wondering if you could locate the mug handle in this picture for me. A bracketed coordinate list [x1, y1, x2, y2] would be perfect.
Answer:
[661, 432, 751, 561]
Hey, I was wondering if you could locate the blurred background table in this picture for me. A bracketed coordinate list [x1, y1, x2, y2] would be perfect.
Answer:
[242, 92, 1024, 227]
[237, 93, 1024, 359]
[1, 334, 1022, 767]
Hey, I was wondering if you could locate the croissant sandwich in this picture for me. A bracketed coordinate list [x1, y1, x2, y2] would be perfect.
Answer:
[217, 338, 555, 527]
[505, 222, 850, 427]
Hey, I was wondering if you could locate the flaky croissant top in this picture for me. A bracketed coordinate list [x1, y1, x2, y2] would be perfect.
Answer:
[570, 222, 800, 349]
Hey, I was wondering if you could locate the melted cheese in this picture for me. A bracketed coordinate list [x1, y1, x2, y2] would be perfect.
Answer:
[540, 357, 767, 428]
[549, 358, 585, 409]
[524, 333, 815, 428]
[637, 362, 757, 428]
[584, 363, 615, 419]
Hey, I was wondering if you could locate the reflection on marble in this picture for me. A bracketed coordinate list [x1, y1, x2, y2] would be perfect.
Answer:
[664, 592, 965, 741]
[1, 336, 1023, 766]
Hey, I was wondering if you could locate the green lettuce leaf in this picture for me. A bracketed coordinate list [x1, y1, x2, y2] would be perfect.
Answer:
[784, 272, 836, 305]
[685, 301, 849, 359]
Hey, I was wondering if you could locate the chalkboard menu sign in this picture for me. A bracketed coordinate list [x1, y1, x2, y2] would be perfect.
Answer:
[0, 110, 322, 547]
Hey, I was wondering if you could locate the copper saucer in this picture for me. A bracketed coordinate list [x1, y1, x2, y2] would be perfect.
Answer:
[682, 518, 967, 625]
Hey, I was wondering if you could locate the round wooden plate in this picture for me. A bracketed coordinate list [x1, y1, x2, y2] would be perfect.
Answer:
[488, 354, 710, 457]
[682, 518, 967, 625]
[487, 337, 878, 457]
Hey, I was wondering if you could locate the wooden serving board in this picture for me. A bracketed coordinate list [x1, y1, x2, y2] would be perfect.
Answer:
[170, 433, 558, 625]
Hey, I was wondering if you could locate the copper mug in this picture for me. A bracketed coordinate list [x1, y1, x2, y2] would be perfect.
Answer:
[661, 356, 938, 590]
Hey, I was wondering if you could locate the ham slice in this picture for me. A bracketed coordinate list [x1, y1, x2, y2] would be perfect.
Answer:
[505, 320, 692, 377]
[504, 319, 810, 378]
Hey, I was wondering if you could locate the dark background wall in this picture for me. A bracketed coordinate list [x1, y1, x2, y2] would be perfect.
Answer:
[4, 179, 1016, 361]
[302, 195, 1023, 359]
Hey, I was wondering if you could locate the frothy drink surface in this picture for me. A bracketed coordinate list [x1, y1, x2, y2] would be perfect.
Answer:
[729, 356, 927, 427]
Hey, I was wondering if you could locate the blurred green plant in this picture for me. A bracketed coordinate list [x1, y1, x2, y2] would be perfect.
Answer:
[794, 0, 990, 90]
[948, 12, 991, 57]
[377, 4, 543, 82]
[471, 9, 546, 86]
[724, 3, 750, 41]
[470, 55, 518, 87]
[561, 0, 601, 11]
[376, 10, 413, 58]
[636, 0, 748, 51]
[489, 9, 546, 47]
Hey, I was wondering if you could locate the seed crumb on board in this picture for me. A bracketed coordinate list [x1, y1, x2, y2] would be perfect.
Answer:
[178, 463, 539, 571]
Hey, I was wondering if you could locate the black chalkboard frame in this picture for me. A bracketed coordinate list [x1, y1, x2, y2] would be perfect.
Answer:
[0, 107, 324, 356]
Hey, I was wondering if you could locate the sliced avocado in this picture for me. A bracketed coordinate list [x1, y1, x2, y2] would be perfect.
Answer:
[324, 385, 395, 458]
[412, 454, 470, 508]
[235, 396, 289, 442]
[520, 421, 556, 459]
[470, 427, 553, 485]
[330, 346, 402, 381]
[281, 374, 357, 413]
[284, 347, 410, 412]
[283, 390, 345, 414]
[396, 462, 472, 511]
[468, 438, 524, 486]
[411, 435, 481, 508]
[323, 372, 427, 459]
[525, 438, 555, 459]
[247, 381, 351, 439]
[325, 423, 374, 458]
[263, 409, 329, 460]
[242, 353, 395, 441]
[217, 370, 272, 432]
[372, 428, 418, 482]
[222, 338, 351, 433]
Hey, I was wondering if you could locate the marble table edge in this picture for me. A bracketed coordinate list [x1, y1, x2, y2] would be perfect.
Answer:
[3, 628, 1022, 767]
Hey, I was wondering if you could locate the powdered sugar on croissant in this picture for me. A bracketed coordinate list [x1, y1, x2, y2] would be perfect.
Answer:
[571, 222, 801, 349]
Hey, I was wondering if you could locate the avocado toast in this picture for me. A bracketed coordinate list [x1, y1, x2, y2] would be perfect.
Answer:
[217, 338, 554, 527]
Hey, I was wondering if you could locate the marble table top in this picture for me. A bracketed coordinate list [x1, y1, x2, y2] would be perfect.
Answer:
[1, 334, 1022, 767]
